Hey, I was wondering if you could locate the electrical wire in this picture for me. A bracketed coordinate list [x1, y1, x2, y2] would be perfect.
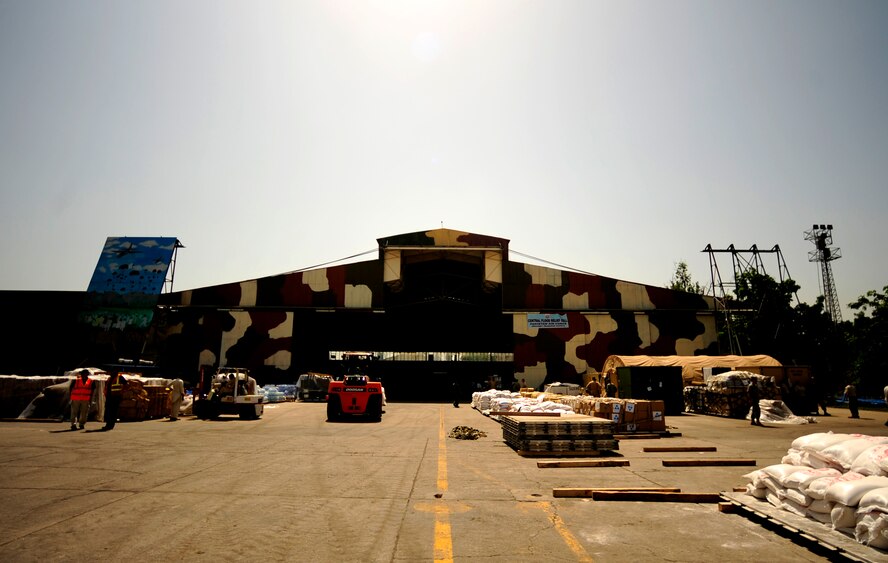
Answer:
[510, 249, 600, 277]
[284, 249, 378, 274]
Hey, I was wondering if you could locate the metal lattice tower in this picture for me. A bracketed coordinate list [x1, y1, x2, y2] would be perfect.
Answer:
[703, 243, 797, 355]
[804, 224, 842, 323]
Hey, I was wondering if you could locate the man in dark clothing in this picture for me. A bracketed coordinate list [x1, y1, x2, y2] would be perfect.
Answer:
[102, 371, 127, 431]
[585, 378, 602, 397]
[748, 382, 762, 426]
[810, 376, 830, 416]
[605, 380, 617, 398]
[451, 381, 460, 408]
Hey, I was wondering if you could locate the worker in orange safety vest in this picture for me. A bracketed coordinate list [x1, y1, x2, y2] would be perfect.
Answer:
[70, 369, 94, 430]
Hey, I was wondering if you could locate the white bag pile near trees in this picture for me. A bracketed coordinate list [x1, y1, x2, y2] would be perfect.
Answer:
[744, 431, 888, 550]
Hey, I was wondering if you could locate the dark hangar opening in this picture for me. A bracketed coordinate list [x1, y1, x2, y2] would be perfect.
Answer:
[377, 249, 512, 401]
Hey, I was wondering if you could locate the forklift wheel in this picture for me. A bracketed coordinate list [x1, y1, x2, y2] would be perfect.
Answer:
[326, 397, 341, 422]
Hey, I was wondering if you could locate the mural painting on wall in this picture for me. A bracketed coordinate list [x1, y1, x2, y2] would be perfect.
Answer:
[80, 237, 179, 330]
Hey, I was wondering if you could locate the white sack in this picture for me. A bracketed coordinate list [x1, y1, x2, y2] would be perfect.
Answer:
[742, 469, 767, 487]
[820, 436, 888, 470]
[857, 487, 888, 514]
[782, 497, 808, 517]
[784, 467, 842, 491]
[761, 476, 784, 497]
[825, 475, 888, 506]
[765, 489, 783, 509]
[799, 450, 843, 470]
[808, 499, 833, 514]
[781, 448, 804, 466]
[745, 483, 767, 499]
[783, 488, 810, 507]
[791, 432, 858, 452]
[762, 464, 810, 487]
[807, 472, 865, 500]
[855, 511, 888, 549]
[807, 509, 833, 524]
[831, 504, 858, 530]
[850, 444, 888, 477]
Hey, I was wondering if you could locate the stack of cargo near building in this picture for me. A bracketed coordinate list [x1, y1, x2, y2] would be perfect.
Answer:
[501, 415, 618, 456]
[561, 397, 667, 433]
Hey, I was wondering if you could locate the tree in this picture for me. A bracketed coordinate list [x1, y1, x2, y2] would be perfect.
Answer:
[668, 261, 704, 294]
[729, 271, 799, 360]
[847, 286, 888, 395]
[789, 298, 849, 398]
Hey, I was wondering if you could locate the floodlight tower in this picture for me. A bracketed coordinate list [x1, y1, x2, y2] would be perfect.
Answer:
[805, 224, 842, 323]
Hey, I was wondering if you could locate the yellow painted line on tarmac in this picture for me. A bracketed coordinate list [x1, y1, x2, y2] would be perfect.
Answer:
[437, 407, 448, 492]
[536, 501, 595, 562]
[435, 406, 454, 563]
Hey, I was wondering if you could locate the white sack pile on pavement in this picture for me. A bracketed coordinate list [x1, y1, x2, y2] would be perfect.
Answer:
[744, 432, 888, 550]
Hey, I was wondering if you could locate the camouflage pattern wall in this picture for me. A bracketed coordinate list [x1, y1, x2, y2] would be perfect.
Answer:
[153, 229, 716, 387]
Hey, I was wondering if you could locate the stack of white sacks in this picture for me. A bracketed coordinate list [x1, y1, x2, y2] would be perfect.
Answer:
[471, 389, 575, 414]
[744, 432, 888, 549]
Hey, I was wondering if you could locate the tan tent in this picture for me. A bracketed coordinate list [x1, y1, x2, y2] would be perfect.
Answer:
[601, 355, 782, 386]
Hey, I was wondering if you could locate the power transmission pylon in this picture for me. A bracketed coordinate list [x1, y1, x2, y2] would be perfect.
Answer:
[805, 224, 842, 323]
[703, 243, 796, 355]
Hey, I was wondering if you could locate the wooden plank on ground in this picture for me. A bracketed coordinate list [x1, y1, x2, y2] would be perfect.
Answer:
[490, 411, 561, 417]
[590, 491, 723, 503]
[614, 433, 661, 440]
[554, 487, 681, 498]
[643, 446, 717, 452]
[538, 459, 630, 468]
[662, 459, 756, 467]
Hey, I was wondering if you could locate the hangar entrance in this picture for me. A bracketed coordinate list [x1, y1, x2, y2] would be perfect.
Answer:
[327, 351, 514, 402]
[378, 248, 512, 401]
[294, 245, 514, 401]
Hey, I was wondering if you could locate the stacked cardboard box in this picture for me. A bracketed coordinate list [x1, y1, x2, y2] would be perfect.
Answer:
[559, 397, 666, 433]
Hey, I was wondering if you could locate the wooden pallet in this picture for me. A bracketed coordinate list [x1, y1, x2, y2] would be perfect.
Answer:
[515, 449, 606, 458]
[720, 492, 886, 563]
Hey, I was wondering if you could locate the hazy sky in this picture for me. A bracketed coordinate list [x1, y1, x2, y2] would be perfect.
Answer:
[2, 1, 886, 318]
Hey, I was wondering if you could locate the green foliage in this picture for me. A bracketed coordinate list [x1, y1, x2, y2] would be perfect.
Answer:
[671, 259, 883, 397]
[668, 261, 704, 294]
[847, 286, 888, 395]
[728, 271, 800, 360]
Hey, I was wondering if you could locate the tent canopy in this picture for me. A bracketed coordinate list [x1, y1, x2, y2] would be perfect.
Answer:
[601, 355, 782, 385]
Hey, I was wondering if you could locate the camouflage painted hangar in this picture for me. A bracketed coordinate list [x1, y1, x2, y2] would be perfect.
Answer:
[149, 228, 718, 401]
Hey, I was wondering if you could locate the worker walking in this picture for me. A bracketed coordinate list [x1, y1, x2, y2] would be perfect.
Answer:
[748, 382, 762, 426]
[168, 378, 185, 421]
[452, 380, 460, 408]
[69, 369, 94, 430]
[585, 378, 602, 397]
[844, 383, 859, 419]
[102, 371, 127, 431]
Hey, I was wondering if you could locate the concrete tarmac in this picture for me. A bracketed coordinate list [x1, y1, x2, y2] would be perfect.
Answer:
[1, 402, 887, 562]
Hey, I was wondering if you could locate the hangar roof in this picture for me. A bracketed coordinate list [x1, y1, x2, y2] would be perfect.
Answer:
[377, 228, 508, 256]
